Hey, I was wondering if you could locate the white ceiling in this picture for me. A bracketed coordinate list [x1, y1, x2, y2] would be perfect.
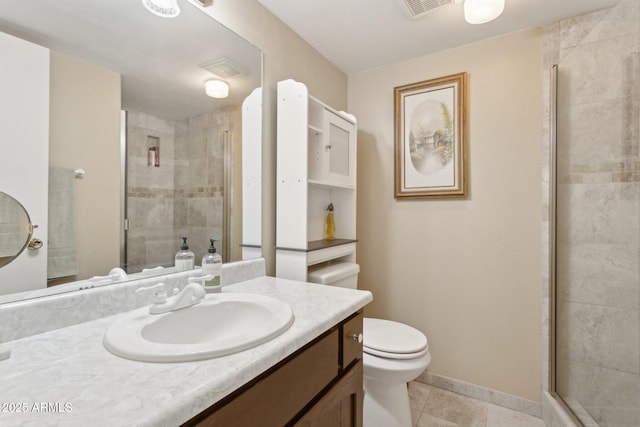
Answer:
[257, 0, 620, 75]
[0, 0, 262, 121]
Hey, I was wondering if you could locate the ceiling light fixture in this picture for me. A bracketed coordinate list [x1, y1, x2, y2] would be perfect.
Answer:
[142, 0, 181, 18]
[205, 79, 229, 98]
[463, 0, 505, 24]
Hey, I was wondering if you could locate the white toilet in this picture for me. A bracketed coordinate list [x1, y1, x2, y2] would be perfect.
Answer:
[307, 262, 431, 427]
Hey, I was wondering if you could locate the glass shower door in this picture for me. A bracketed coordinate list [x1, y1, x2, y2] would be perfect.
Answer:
[552, 14, 640, 424]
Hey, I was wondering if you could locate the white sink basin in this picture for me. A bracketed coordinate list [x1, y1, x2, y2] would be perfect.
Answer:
[103, 293, 294, 362]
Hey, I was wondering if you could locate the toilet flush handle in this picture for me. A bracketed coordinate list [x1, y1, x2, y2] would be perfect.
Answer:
[352, 333, 363, 344]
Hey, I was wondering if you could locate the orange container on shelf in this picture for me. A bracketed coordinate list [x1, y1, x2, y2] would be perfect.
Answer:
[325, 203, 335, 241]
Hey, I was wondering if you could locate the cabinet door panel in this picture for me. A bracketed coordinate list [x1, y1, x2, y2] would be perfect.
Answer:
[192, 330, 339, 427]
[329, 122, 350, 177]
[342, 312, 363, 369]
[324, 111, 355, 187]
[293, 360, 363, 427]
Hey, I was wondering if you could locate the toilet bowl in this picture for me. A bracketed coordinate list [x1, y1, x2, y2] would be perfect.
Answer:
[362, 318, 431, 427]
[307, 262, 431, 427]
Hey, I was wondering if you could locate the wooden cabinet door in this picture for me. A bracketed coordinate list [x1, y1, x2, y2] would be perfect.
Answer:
[188, 330, 339, 427]
[293, 360, 363, 427]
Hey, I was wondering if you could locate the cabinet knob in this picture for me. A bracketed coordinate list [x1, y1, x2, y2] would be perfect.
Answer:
[351, 333, 363, 344]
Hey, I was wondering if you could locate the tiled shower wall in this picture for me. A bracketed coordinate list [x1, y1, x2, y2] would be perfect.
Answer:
[126, 111, 177, 272]
[126, 108, 237, 272]
[174, 110, 234, 260]
[543, 1, 640, 425]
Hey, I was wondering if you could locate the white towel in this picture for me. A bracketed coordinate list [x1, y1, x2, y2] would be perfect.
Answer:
[47, 167, 78, 279]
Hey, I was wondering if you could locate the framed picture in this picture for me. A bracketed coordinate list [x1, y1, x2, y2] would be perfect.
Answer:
[394, 72, 467, 199]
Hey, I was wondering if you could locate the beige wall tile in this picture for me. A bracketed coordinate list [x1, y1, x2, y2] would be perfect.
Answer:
[559, 9, 610, 51]
[557, 302, 639, 373]
[556, 243, 638, 309]
[581, 0, 640, 45]
[556, 360, 640, 425]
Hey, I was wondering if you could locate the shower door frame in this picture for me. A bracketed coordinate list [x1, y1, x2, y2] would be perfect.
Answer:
[549, 64, 558, 402]
[548, 63, 591, 427]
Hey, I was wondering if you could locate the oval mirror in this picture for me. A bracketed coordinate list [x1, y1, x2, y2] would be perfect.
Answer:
[0, 192, 33, 268]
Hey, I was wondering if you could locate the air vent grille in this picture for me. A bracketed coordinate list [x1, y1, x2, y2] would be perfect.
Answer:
[403, 0, 454, 18]
[199, 57, 246, 79]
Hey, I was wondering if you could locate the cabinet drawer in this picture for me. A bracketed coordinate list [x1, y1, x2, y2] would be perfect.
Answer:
[192, 329, 340, 427]
[341, 312, 363, 369]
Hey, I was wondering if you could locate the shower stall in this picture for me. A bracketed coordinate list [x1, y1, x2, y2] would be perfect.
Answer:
[549, 0, 640, 425]
[123, 108, 240, 273]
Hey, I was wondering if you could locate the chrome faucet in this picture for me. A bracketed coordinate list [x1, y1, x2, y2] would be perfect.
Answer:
[136, 282, 206, 314]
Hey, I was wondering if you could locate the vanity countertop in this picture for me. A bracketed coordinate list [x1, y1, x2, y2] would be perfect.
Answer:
[0, 276, 372, 427]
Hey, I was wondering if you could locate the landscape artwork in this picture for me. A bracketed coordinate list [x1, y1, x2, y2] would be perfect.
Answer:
[394, 73, 467, 199]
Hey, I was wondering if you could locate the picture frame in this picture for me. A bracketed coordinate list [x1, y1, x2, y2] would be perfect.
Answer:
[394, 72, 467, 199]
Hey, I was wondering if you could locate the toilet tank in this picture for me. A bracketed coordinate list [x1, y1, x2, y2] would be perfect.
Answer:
[307, 262, 359, 289]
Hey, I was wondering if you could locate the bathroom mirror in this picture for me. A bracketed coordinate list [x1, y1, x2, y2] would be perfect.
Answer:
[0, 192, 34, 268]
[0, 0, 262, 302]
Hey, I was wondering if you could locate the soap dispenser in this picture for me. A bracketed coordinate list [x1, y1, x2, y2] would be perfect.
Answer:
[175, 237, 195, 272]
[201, 239, 222, 292]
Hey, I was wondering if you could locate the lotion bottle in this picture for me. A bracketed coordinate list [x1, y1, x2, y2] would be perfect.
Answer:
[201, 239, 222, 292]
[325, 203, 335, 241]
[175, 237, 195, 272]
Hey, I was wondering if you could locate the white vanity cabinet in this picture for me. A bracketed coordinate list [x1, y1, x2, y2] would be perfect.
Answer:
[276, 79, 357, 282]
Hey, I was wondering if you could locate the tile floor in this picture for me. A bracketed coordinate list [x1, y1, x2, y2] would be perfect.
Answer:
[408, 382, 545, 427]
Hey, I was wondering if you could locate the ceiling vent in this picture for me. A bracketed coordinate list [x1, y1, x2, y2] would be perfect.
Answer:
[199, 57, 246, 79]
[402, 0, 454, 19]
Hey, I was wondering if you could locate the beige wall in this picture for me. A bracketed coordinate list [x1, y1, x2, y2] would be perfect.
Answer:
[49, 51, 121, 281]
[193, 0, 348, 274]
[202, 0, 544, 402]
[348, 29, 543, 402]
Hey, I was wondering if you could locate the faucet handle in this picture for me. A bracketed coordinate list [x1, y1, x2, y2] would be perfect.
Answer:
[141, 266, 165, 275]
[89, 267, 128, 283]
[136, 283, 169, 303]
[89, 273, 117, 283]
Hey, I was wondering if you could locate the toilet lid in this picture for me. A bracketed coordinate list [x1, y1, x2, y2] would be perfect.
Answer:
[363, 318, 428, 355]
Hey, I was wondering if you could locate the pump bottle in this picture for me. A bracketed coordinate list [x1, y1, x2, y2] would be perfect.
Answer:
[175, 237, 195, 272]
[201, 239, 222, 292]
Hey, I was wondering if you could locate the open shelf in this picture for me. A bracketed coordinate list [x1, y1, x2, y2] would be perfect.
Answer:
[276, 79, 358, 282]
[308, 179, 355, 190]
